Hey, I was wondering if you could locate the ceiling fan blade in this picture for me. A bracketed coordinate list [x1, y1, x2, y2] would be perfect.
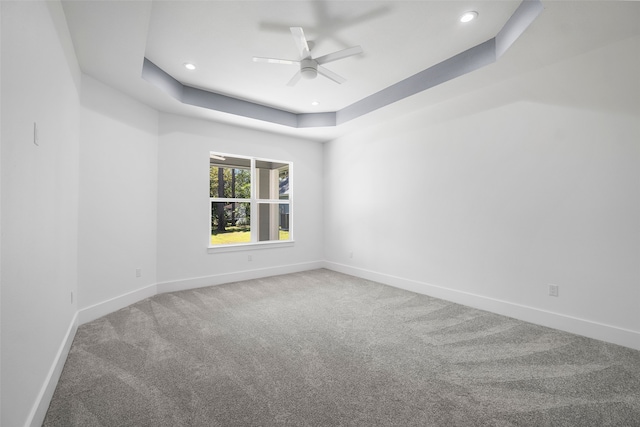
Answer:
[317, 66, 346, 84]
[253, 57, 298, 65]
[315, 46, 363, 65]
[290, 27, 311, 59]
[286, 71, 302, 86]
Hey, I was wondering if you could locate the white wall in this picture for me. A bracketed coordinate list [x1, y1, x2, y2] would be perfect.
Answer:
[1, 2, 81, 426]
[78, 75, 158, 315]
[157, 113, 324, 290]
[324, 35, 640, 349]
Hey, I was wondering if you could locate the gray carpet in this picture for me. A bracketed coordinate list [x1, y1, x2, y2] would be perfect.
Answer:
[44, 269, 640, 426]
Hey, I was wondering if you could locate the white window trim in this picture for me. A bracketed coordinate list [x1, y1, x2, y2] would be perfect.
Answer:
[208, 152, 293, 251]
[207, 240, 295, 254]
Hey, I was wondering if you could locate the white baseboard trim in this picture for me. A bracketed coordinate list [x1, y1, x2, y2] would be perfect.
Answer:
[27, 311, 78, 427]
[323, 261, 640, 351]
[78, 283, 157, 325]
[77, 261, 325, 326]
[156, 261, 325, 294]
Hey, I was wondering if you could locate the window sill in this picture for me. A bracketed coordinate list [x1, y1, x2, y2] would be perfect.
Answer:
[207, 240, 295, 254]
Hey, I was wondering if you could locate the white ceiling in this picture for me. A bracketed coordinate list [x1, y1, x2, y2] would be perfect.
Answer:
[61, 1, 640, 142]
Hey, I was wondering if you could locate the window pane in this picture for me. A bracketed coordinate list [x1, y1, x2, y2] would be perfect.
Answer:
[256, 162, 289, 200]
[255, 160, 288, 170]
[211, 202, 251, 245]
[279, 166, 290, 200]
[257, 203, 290, 242]
[210, 155, 251, 198]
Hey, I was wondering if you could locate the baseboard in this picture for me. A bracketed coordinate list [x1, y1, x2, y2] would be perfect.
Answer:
[323, 261, 640, 351]
[27, 311, 78, 427]
[78, 282, 157, 325]
[77, 261, 325, 326]
[156, 260, 325, 294]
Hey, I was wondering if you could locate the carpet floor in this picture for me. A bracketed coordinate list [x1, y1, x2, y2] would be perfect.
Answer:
[44, 269, 640, 426]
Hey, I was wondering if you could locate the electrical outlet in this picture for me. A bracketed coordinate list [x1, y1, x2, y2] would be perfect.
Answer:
[349, 251, 353, 259]
[248, 255, 252, 262]
[136, 268, 142, 278]
[548, 284, 559, 297]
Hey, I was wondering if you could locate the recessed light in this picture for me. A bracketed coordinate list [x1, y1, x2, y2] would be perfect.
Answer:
[184, 63, 196, 70]
[311, 101, 320, 106]
[460, 11, 478, 23]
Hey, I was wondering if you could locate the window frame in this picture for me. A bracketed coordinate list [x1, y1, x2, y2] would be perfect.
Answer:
[208, 152, 293, 252]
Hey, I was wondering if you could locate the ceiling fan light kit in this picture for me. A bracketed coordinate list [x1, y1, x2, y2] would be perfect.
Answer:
[300, 59, 317, 80]
[253, 26, 363, 86]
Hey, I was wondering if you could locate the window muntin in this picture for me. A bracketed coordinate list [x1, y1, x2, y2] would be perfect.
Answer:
[210, 153, 291, 247]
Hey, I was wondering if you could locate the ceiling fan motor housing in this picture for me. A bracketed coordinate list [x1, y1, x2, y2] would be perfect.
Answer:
[300, 58, 318, 79]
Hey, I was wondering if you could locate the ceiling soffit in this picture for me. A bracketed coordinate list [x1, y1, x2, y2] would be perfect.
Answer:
[142, 0, 543, 129]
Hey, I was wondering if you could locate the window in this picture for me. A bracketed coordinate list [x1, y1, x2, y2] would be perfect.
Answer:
[210, 153, 292, 247]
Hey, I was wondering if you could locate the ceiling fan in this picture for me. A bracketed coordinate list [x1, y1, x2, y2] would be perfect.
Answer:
[253, 27, 363, 86]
